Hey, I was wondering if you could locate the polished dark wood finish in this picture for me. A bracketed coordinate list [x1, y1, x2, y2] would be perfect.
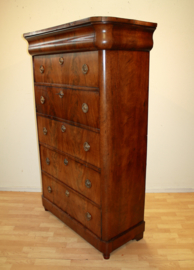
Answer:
[24, 17, 156, 55]
[24, 16, 157, 259]
[39, 142, 100, 172]
[24, 16, 157, 38]
[35, 85, 99, 128]
[34, 52, 98, 87]
[42, 196, 145, 255]
[37, 116, 100, 168]
[37, 113, 100, 134]
[99, 50, 149, 241]
[135, 231, 144, 241]
[42, 173, 101, 237]
[40, 146, 101, 205]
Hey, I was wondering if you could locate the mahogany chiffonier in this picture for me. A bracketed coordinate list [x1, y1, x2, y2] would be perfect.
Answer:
[24, 16, 157, 259]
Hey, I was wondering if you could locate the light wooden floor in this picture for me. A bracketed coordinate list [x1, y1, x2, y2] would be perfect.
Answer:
[0, 192, 194, 270]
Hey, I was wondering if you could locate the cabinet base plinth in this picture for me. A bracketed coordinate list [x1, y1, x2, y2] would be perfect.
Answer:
[42, 196, 145, 259]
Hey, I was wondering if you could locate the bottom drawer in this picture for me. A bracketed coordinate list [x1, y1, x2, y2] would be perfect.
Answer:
[42, 173, 101, 237]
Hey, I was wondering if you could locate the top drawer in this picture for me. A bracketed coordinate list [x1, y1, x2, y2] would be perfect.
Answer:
[34, 51, 98, 87]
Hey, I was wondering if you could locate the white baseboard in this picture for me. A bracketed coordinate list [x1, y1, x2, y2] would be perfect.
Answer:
[0, 187, 42, 192]
[0, 187, 194, 193]
[146, 188, 194, 193]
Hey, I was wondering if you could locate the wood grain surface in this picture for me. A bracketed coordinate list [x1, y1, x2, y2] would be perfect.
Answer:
[23, 16, 157, 38]
[42, 174, 101, 237]
[24, 17, 157, 55]
[34, 52, 98, 87]
[40, 146, 101, 205]
[35, 85, 99, 128]
[0, 191, 193, 270]
[99, 50, 149, 241]
[37, 116, 100, 168]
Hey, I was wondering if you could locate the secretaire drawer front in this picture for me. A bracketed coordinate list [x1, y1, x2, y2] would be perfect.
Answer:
[40, 146, 101, 205]
[35, 86, 99, 128]
[42, 174, 101, 237]
[34, 51, 98, 87]
[37, 116, 100, 168]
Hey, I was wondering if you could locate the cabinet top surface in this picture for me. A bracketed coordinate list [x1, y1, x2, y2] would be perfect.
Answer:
[23, 16, 157, 38]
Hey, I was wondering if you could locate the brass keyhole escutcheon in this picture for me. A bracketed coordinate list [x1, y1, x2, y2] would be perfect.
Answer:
[59, 90, 64, 98]
[85, 179, 92, 188]
[61, 125, 66, 132]
[65, 190, 70, 197]
[83, 142, 90, 152]
[47, 186, 52, 193]
[64, 159, 68, 166]
[46, 158, 50, 165]
[40, 65, 44, 74]
[86, 212, 92, 221]
[43, 127, 47, 135]
[82, 64, 88, 74]
[40, 96, 45, 104]
[82, 103, 88, 113]
[59, 57, 64, 65]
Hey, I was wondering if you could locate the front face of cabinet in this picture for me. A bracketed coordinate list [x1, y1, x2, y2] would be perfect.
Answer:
[34, 51, 102, 238]
[24, 17, 156, 259]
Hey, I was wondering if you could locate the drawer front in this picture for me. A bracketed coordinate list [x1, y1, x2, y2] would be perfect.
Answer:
[35, 86, 99, 128]
[37, 116, 100, 168]
[42, 174, 101, 237]
[34, 51, 98, 87]
[40, 146, 101, 206]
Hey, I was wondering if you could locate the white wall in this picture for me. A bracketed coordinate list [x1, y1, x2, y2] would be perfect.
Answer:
[0, 0, 194, 192]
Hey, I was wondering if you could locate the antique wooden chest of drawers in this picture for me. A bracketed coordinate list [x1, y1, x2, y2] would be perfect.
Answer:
[24, 16, 157, 259]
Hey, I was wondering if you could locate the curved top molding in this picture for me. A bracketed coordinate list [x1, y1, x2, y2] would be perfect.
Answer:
[23, 16, 157, 56]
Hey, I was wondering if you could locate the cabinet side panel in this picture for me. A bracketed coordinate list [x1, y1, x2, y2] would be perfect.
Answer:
[99, 50, 149, 241]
